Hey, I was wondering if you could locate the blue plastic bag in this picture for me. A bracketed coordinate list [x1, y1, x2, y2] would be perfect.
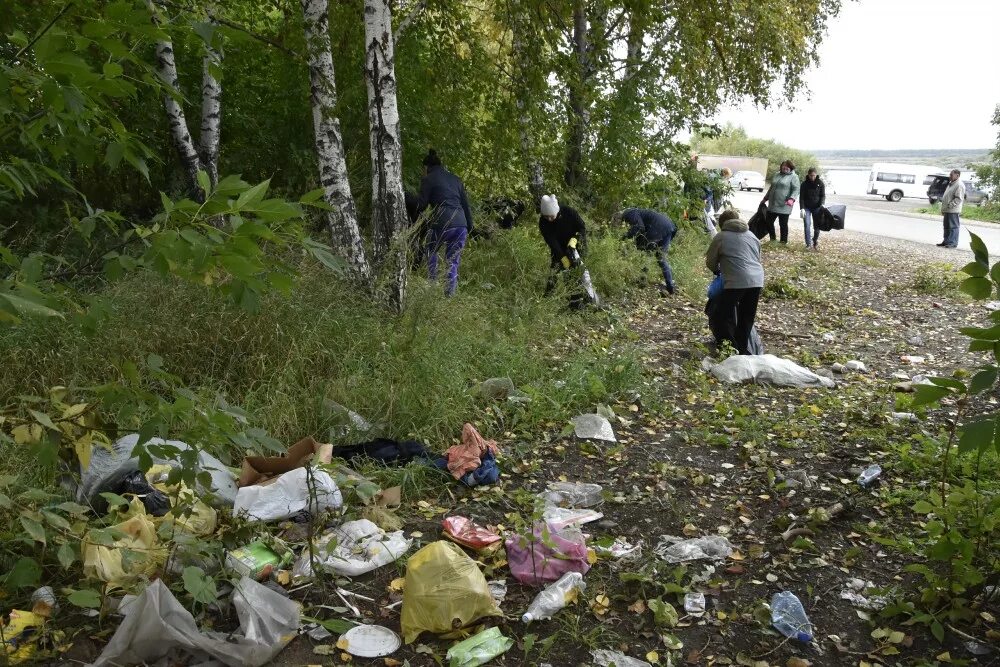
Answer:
[707, 273, 724, 300]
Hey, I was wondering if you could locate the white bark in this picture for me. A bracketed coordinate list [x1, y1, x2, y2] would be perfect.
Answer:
[147, 0, 205, 201]
[198, 33, 222, 188]
[512, 30, 545, 209]
[301, 0, 372, 283]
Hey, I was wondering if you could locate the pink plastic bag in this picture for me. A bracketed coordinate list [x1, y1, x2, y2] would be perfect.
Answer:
[505, 521, 590, 586]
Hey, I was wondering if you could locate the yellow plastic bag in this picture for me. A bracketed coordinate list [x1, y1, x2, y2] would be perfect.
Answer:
[2, 610, 43, 664]
[400, 541, 501, 643]
[83, 500, 167, 587]
[146, 465, 218, 536]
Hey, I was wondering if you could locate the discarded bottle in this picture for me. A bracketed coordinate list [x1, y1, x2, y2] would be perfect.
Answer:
[770, 591, 814, 642]
[857, 464, 882, 487]
[522, 572, 586, 623]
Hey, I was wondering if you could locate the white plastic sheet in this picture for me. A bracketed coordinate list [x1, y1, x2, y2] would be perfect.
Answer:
[654, 535, 734, 563]
[708, 354, 835, 388]
[89, 577, 298, 667]
[591, 649, 652, 667]
[293, 519, 411, 578]
[233, 467, 343, 522]
[571, 414, 616, 442]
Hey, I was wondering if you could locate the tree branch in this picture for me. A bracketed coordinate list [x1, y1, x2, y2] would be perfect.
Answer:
[153, 0, 299, 58]
[392, 0, 426, 46]
[14, 3, 74, 62]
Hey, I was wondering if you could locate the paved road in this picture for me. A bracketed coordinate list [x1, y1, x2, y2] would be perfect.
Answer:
[729, 190, 1000, 255]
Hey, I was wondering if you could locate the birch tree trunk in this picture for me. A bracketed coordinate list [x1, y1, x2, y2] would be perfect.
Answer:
[564, 0, 590, 189]
[198, 29, 223, 189]
[512, 30, 545, 209]
[301, 0, 372, 283]
[363, 0, 408, 309]
[146, 0, 205, 202]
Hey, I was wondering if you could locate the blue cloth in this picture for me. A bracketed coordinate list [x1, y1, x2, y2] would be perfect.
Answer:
[427, 226, 467, 296]
[943, 212, 960, 247]
[707, 273, 724, 300]
[433, 449, 500, 487]
[415, 165, 473, 233]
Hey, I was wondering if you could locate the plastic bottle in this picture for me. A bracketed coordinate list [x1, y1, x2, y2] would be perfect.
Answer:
[522, 572, 586, 623]
[770, 591, 814, 642]
[857, 464, 882, 487]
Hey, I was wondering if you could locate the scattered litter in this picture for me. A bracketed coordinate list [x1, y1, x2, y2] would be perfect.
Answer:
[844, 360, 867, 373]
[332, 438, 431, 466]
[541, 506, 604, 529]
[900, 355, 925, 364]
[821, 332, 835, 343]
[234, 466, 343, 522]
[591, 649, 652, 667]
[324, 400, 373, 439]
[965, 640, 994, 656]
[2, 610, 44, 664]
[571, 413, 617, 442]
[304, 623, 333, 641]
[540, 481, 603, 507]
[684, 592, 706, 615]
[522, 572, 586, 623]
[593, 537, 642, 562]
[339, 625, 400, 658]
[295, 519, 410, 578]
[79, 433, 238, 513]
[984, 301, 1000, 311]
[831, 362, 845, 374]
[506, 522, 591, 586]
[226, 541, 292, 581]
[90, 577, 299, 667]
[487, 580, 507, 605]
[436, 423, 501, 486]
[770, 591, 814, 643]
[83, 501, 167, 586]
[446, 626, 514, 667]
[782, 470, 812, 489]
[239, 436, 331, 487]
[30, 587, 57, 617]
[816, 368, 835, 381]
[400, 541, 501, 643]
[708, 355, 835, 388]
[857, 464, 883, 487]
[839, 578, 888, 611]
[889, 412, 918, 422]
[911, 374, 929, 385]
[442, 516, 503, 553]
[653, 535, 733, 563]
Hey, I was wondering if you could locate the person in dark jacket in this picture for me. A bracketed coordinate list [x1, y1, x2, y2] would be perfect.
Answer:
[538, 194, 587, 294]
[620, 207, 678, 294]
[415, 149, 474, 296]
[705, 209, 765, 355]
[799, 168, 826, 250]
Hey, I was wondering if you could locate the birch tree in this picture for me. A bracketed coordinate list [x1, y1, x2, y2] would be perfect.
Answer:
[300, 0, 372, 283]
[197, 21, 223, 188]
[363, 0, 408, 308]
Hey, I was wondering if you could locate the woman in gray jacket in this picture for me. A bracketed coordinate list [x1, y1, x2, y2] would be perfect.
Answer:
[761, 160, 801, 244]
[706, 210, 765, 355]
[937, 169, 965, 249]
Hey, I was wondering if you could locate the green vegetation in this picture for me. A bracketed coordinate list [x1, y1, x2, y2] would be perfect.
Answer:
[691, 124, 821, 181]
[916, 202, 1000, 223]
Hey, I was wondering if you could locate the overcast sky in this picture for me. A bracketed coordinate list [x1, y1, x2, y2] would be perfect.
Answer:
[711, 0, 1000, 151]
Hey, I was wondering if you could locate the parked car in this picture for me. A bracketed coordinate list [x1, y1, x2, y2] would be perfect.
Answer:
[926, 174, 990, 206]
[729, 170, 765, 192]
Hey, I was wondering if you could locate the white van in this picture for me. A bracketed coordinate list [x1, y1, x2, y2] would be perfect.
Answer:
[867, 162, 948, 202]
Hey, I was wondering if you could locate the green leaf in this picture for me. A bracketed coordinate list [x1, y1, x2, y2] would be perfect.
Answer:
[299, 187, 325, 203]
[58, 542, 76, 568]
[927, 377, 966, 392]
[42, 509, 72, 531]
[960, 277, 993, 300]
[300, 615, 358, 634]
[29, 408, 57, 430]
[962, 261, 988, 278]
[182, 566, 218, 604]
[912, 500, 935, 514]
[103, 62, 124, 78]
[970, 233, 989, 267]
[958, 324, 1000, 340]
[5, 557, 41, 588]
[969, 367, 998, 394]
[197, 169, 211, 196]
[0, 492, 10, 509]
[235, 180, 270, 209]
[0, 292, 63, 319]
[931, 620, 945, 643]
[912, 383, 952, 407]
[991, 261, 1000, 285]
[648, 598, 678, 627]
[307, 243, 346, 274]
[68, 588, 103, 608]
[21, 515, 47, 544]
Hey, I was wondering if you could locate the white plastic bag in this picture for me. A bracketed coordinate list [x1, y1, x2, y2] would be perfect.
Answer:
[292, 519, 411, 578]
[233, 467, 343, 522]
[89, 577, 299, 667]
[709, 354, 835, 388]
[571, 414, 616, 442]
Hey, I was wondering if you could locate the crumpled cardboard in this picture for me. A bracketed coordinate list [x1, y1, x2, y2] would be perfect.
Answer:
[238, 436, 333, 488]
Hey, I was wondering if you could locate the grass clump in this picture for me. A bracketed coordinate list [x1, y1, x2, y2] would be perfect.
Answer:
[915, 201, 1000, 223]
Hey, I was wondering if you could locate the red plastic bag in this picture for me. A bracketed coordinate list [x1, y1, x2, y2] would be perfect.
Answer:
[442, 516, 502, 553]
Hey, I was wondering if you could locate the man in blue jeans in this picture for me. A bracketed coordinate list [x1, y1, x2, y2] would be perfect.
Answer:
[415, 149, 474, 295]
[620, 207, 678, 294]
[937, 169, 965, 249]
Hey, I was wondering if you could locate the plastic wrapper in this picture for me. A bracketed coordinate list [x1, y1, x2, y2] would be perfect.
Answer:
[226, 541, 293, 581]
[2, 610, 44, 664]
[708, 354, 835, 388]
[90, 577, 299, 667]
[591, 649, 652, 667]
[442, 516, 502, 553]
[571, 414, 616, 442]
[541, 506, 603, 530]
[233, 467, 343, 522]
[446, 627, 514, 667]
[684, 592, 706, 615]
[293, 519, 411, 578]
[505, 522, 590, 586]
[539, 481, 603, 507]
[400, 541, 501, 643]
[117, 470, 171, 516]
[653, 535, 733, 564]
[82, 501, 167, 587]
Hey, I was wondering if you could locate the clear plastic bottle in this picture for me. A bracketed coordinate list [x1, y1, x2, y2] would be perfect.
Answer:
[770, 591, 814, 642]
[522, 572, 586, 623]
[857, 464, 883, 487]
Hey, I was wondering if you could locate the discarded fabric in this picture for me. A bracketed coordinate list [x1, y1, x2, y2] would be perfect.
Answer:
[233, 467, 343, 522]
[446, 627, 514, 667]
[591, 649, 652, 667]
[295, 519, 411, 578]
[90, 577, 299, 667]
[522, 571, 586, 623]
[571, 413, 616, 442]
[708, 354, 835, 388]
[331, 438, 431, 466]
[506, 521, 590, 586]
[540, 481, 603, 507]
[400, 541, 501, 643]
[437, 423, 500, 482]
[654, 535, 733, 563]
[442, 516, 503, 552]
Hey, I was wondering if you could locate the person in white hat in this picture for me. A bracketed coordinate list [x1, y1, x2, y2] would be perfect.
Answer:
[538, 194, 587, 295]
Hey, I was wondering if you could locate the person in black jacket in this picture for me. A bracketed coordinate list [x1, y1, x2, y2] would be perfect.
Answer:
[619, 207, 678, 294]
[799, 168, 826, 250]
[538, 194, 587, 295]
[415, 149, 474, 296]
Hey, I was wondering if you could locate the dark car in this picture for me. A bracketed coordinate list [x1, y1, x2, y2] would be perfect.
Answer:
[926, 174, 990, 206]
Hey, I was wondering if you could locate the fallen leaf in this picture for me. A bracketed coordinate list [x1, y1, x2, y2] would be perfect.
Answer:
[647, 650, 660, 664]
[384, 659, 403, 667]
[591, 594, 611, 616]
[629, 599, 647, 614]
[313, 645, 337, 655]
[388, 577, 406, 592]
[787, 658, 811, 667]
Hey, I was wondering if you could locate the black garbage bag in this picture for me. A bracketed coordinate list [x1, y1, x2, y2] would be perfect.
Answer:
[332, 438, 431, 465]
[115, 470, 171, 516]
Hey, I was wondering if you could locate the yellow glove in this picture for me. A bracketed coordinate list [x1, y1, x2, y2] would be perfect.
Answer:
[560, 256, 571, 269]
[568, 237, 578, 249]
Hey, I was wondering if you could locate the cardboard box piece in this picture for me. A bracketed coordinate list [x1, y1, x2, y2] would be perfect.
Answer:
[238, 436, 333, 488]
